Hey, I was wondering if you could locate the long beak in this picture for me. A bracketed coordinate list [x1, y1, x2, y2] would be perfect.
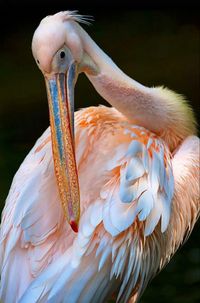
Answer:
[45, 63, 80, 232]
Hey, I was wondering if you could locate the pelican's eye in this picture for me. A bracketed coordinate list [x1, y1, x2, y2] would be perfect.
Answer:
[60, 51, 66, 59]
[37, 59, 40, 64]
[51, 46, 73, 73]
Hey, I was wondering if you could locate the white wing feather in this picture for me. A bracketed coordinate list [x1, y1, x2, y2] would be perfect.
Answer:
[0, 107, 179, 303]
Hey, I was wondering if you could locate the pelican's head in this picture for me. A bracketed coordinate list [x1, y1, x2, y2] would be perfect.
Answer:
[32, 11, 86, 75]
[32, 11, 89, 232]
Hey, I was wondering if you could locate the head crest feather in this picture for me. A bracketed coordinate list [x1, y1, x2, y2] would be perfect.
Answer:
[41, 11, 94, 26]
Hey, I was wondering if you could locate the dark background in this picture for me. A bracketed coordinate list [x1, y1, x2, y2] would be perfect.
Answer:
[0, 1, 199, 302]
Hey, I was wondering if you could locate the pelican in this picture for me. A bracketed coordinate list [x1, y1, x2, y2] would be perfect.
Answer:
[0, 11, 199, 303]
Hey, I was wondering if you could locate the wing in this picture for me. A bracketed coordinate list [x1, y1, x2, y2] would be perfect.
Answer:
[128, 135, 200, 303]
[18, 107, 175, 303]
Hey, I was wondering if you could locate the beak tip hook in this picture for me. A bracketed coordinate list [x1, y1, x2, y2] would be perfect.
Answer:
[70, 220, 79, 233]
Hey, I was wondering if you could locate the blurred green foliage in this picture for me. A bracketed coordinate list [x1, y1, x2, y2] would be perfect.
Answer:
[0, 10, 199, 303]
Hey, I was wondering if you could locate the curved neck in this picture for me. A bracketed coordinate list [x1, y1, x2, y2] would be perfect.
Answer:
[76, 24, 196, 151]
